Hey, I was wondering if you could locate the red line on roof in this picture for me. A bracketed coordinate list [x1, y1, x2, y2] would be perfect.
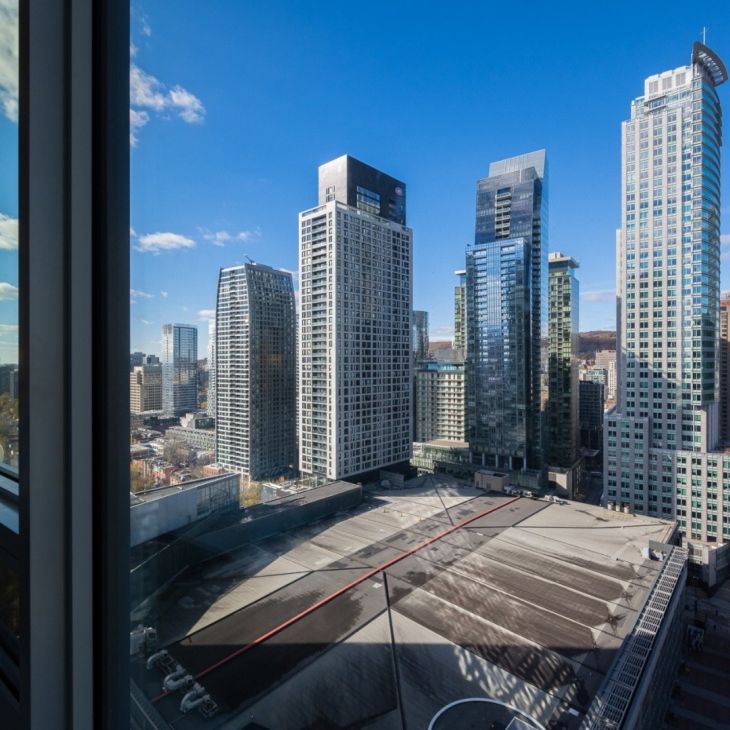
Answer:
[151, 494, 521, 704]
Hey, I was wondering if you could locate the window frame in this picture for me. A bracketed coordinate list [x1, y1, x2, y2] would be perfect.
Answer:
[0, 1, 130, 728]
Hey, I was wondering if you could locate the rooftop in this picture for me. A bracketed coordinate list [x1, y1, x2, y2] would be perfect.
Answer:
[132, 475, 678, 729]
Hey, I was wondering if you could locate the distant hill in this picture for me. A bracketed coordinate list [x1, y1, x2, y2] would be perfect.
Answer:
[579, 331, 616, 357]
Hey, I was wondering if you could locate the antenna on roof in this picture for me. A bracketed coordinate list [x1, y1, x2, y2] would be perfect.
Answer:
[702, 26, 708, 45]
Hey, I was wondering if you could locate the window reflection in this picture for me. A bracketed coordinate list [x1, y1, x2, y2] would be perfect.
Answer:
[0, 0, 19, 472]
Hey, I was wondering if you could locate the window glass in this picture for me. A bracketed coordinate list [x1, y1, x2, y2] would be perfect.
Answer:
[0, 0, 19, 472]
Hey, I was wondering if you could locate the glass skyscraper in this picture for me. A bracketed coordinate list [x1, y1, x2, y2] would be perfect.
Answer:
[453, 269, 467, 357]
[547, 252, 580, 467]
[466, 150, 548, 474]
[412, 310, 429, 363]
[161, 323, 198, 416]
[606, 43, 728, 584]
[215, 263, 296, 480]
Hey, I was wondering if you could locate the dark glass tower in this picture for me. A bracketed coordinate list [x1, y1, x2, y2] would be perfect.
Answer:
[547, 252, 579, 467]
[466, 150, 548, 473]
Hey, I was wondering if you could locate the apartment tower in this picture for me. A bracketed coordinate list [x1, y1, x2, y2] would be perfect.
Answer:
[215, 263, 296, 480]
[299, 155, 412, 480]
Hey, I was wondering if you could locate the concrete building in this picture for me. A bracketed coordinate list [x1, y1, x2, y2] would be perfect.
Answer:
[605, 43, 729, 584]
[161, 323, 198, 417]
[453, 269, 466, 357]
[466, 150, 548, 476]
[298, 155, 412, 480]
[595, 349, 617, 401]
[129, 364, 162, 414]
[207, 318, 216, 418]
[133, 478, 686, 730]
[547, 252, 579, 467]
[215, 263, 296, 480]
[0, 364, 18, 399]
[720, 297, 730, 444]
[129, 472, 240, 547]
[414, 362, 466, 442]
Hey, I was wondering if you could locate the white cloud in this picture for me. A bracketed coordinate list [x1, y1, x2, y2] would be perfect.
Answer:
[0, 324, 17, 332]
[130, 288, 154, 300]
[0, 213, 18, 250]
[169, 86, 205, 123]
[0, 1, 19, 122]
[581, 289, 615, 303]
[139, 318, 151, 325]
[202, 230, 232, 246]
[140, 15, 152, 37]
[136, 232, 195, 254]
[201, 228, 259, 246]
[160, 290, 168, 298]
[130, 108, 150, 146]
[721, 233, 730, 247]
[129, 62, 205, 144]
[0, 282, 18, 300]
[197, 308, 215, 320]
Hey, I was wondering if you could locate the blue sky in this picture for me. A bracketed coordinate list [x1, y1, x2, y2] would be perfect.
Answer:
[1, 2, 730, 363]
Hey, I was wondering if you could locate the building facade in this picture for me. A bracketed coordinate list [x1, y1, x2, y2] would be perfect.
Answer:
[547, 252, 579, 467]
[207, 318, 216, 418]
[595, 349, 617, 401]
[414, 362, 466, 442]
[129, 364, 162, 414]
[161, 323, 198, 416]
[299, 155, 412, 480]
[215, 263, 297, 480]
[453, 269, 467, 357]
[412, 310, 429, 363]
[466, 150, 548, 474]
[605, 43, 728, 583]
[720, 298, 730, 444]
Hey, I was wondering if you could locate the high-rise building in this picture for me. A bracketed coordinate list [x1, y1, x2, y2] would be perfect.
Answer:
[606, 43, 728, 583]
[129, 364, 162, 413]
[207, 318, 216, 418]
[299, 155, 412, 480]
[161, 323, 198, 416]
[466, 150, 548, 474]
[412, 310, 429, 363]
[547, 252, 579, 467]
[414, 362, 466, 442]
[215, 263, 296, 480]
[0, 364, 18, 400]
[720, 298, 730, 444]
[130, 351, 145, 369]
[580, 380, 605, 452]
[453, 269, 467, 357]
[594, 349, 617, 401]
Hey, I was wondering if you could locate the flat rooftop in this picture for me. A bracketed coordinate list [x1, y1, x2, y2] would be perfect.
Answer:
[132, 474, 677, 729]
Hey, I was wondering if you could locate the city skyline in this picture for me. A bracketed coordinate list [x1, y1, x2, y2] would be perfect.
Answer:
[120, 4, 730, 362]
